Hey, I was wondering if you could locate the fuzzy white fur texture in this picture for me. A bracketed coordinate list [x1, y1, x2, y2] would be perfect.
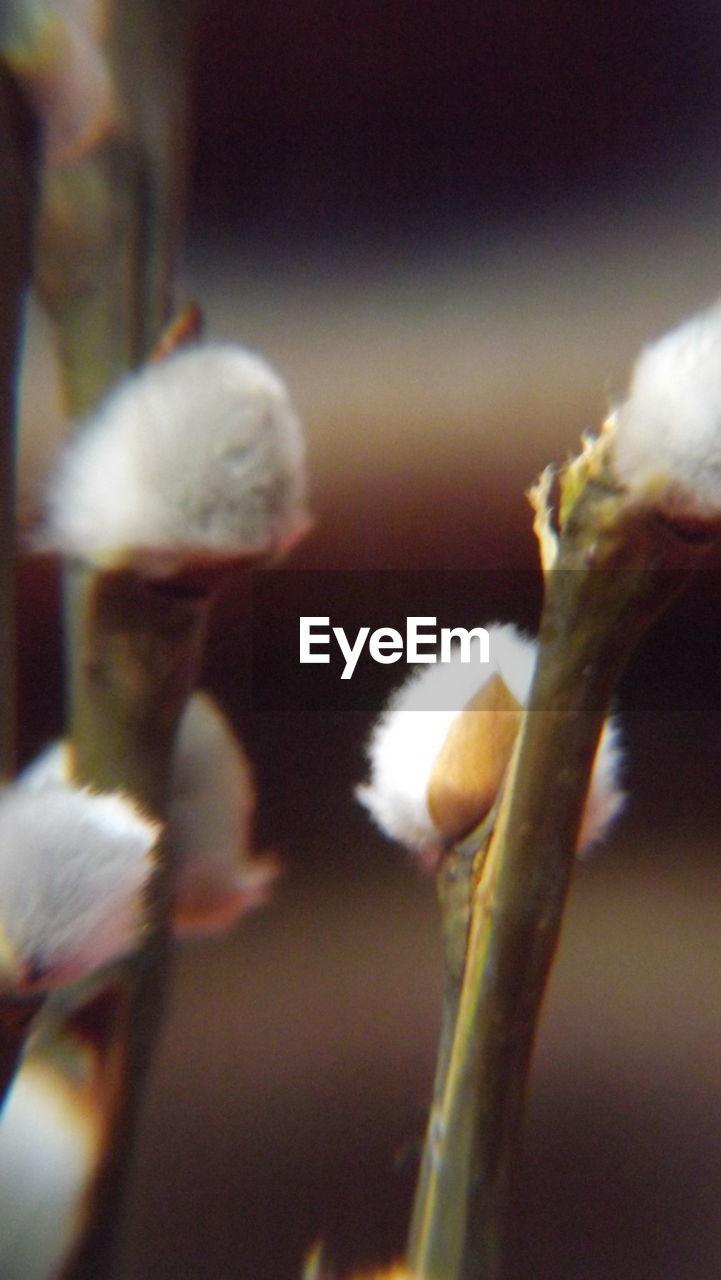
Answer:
[614, 300, 721, 517]
[167, 692, 277, 935]
[44, 343, 309, 574]
[357, 624, 624, 861]
[0, 782, 158, 990]
[357, 623, 535, 856]
[22, 692, 275, 937]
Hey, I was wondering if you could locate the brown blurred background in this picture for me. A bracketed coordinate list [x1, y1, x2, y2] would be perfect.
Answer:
[15, 2, 721, 1276]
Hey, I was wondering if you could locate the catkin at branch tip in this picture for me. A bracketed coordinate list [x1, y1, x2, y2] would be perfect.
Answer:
[42, 342, 310, 576]
[613, 298, 721, 518]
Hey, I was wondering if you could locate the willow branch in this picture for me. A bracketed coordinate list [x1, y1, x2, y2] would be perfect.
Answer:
[34, 0, 193, 414]
[50, 564, 210, 1279]
[0, 57, 40, 1127]
[406, 814, 495, 1265]
[407, 462, 712, 1280]
[20, 4, 198, 1275]
[0, 64, 37, 782]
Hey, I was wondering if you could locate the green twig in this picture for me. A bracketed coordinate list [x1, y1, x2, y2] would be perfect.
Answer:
[18, 3, 197, 1274]
[406, 814, 496, 1264]
[407, 460, 712, 1280]
[34, 0, 193, 414]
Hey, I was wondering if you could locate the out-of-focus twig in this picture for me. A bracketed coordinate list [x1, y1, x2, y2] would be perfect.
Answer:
[55, 565, 210, 1279]
[17, 3, 198, 1276]
[0, 63, 37, 782]
[34, 0, 192, 415]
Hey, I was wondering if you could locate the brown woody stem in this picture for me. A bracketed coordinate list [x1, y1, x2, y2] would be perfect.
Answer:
[54, 564, 210, 1280]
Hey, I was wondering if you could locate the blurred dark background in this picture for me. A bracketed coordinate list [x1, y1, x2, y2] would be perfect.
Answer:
[14, 2, 721, 1276]
[190, 0, 719, 243]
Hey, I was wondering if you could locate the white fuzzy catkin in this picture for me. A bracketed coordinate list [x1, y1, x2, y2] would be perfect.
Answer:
[357, 624, 535, 856]
[43, 343, 309, 575]
[0, 1058, 100, 1280]
[22, 693, 275, 936]
[0, 782, 158, 991]
[613, 300, 721, 517]
[357, 624, 624, 860]
[167, 692, 276, 935]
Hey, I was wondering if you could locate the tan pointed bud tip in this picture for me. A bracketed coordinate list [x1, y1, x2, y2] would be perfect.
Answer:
[150, 302, 205, 363]
[41, 342, 310, 577]
[427, 673, 523, 842]
[0, 782, 160, 993]
[357, 624, 536, 863]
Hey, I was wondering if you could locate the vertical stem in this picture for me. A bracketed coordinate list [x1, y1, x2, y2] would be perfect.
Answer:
[53, 565, 211, 1280]
[407, 488, 706, 1280]
[22, 4, 196, 1273]
[34, 0, 194, 414]
[407, 818, 494, 1263]
[0, 65, 37, 781]
[63, 566, 208, 809]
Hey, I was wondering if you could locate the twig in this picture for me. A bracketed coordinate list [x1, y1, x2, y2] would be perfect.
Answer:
[53, 566, 210, 1279]
[407, 452, 712, 1279]
[0, 64, 38, 782]
[34, 0, 193, 414]
[406, 814, 495, 1265]
[20, 4, 198, 1274]
[0, 53, 39, 1129]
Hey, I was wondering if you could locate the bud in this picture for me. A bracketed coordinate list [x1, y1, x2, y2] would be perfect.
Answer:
[22, 692, 276, 936]
[613, 299, 721, 520]
[357, 625, 624, 864]
[426, 673, 523, 843]
[0, 1056, 101, 1278]
[0, 781, 159, 992]
[167, 692, 277, 936]
[42, 342, 310, 576]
